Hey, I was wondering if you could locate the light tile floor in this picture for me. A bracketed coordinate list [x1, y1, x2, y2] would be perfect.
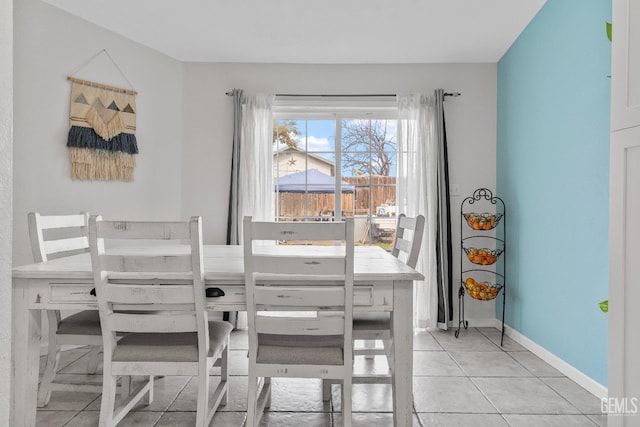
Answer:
[35, 327, 607, 426]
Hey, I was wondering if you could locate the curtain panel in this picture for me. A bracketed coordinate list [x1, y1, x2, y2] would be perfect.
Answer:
[397, 93, 438, 329]
[238, 93, 276, 239]
[435, 89, 453, 328]
[227, 91, 275, 244]
[226, 89, 244, 245]
[397, 91, 452, 330]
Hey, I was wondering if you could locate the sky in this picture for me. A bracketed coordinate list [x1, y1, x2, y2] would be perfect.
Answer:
[274, 118, 398, 177]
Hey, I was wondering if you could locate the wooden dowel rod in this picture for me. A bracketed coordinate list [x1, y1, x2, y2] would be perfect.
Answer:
[67, 76, 138, 96]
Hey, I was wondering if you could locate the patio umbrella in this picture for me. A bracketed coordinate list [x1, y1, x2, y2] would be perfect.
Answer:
[275, 169, 355, 193]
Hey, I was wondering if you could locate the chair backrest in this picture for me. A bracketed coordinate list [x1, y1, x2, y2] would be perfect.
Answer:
[88, 216, 208, 358]
[28, 212, 90, 262]
[391, 213, 425, 269]
[243, 216, 355, 365]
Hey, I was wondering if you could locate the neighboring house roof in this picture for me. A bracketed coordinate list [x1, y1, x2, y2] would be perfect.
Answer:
[274, 146, 335, 168]
[275, 169, 355, 193]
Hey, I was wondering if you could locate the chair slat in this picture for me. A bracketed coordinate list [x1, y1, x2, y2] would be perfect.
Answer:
[105, 283, 195, 304]
[251, 255, 345, 276]
[109, 312, 198, 333]
[42, 236, 89, 255]
[250, 221, 348, 242]
[111, 303, 194, 312]
[255, 315, 344, 336]
[37, 214, 88, 229]
[398, 215, 417, 230]
[394, 237, 412, 254]
[100, 254, 192, 272]
[96, 220, 191, 240]
[254, 286, 344, 308]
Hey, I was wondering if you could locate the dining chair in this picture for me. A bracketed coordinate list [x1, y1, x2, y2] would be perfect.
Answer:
[323, 213, 425, 399]
[28, 212, 104, 407]
[243, 216, 355, 427]
[89, 216, 232, 427]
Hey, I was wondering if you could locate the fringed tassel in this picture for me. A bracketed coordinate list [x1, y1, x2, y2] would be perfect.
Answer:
[85, 107, 126, 141]
[69, 147, 135, 182]
[67, 126, 138, 154]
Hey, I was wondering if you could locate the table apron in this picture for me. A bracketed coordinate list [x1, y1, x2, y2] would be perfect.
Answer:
[19, 279, 395, 312]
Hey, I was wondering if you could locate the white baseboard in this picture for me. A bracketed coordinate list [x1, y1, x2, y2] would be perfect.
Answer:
[498, 320, 608, 399]
[463, 318, 502, 328]
[444, 318, 501, 329]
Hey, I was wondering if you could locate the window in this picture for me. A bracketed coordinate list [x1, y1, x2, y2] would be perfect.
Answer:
[273, 100, 398, 248]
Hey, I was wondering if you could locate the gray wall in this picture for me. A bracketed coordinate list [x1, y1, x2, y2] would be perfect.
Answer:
[12, 0, 183, 266]
[182, 62, 499, 324]
[1, 0, 12, 422]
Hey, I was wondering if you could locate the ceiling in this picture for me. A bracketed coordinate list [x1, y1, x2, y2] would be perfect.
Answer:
[42, 0, 547, 64]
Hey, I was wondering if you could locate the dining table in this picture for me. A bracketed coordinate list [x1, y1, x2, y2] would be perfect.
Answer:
[12, 244, 423, 426]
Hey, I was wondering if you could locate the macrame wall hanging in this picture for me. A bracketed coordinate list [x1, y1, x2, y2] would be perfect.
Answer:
[66, 50, 139, 181]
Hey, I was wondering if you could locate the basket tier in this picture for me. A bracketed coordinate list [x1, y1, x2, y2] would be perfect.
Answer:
[463, 247, 504, 265]
[463, 278, 503, 301]
[463, 212, 503, 231]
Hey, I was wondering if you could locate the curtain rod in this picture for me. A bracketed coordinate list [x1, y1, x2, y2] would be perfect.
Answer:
[225, 91, 461, 98]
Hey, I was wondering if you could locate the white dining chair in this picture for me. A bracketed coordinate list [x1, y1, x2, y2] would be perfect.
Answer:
[323, 213, 425, 399]
[243, 216, 355, 427]
[89, 216, 232, 427]
[28, 212, 105, 407]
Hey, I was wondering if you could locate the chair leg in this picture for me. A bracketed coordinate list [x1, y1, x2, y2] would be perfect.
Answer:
[120, 375, 132, 399]
[342, 376, 352, 427]
[37, 310, 61, 408]
[221, 342, 229, 406]
[364, 339, 376, 360]
[86, 346, 101, 374]
[322, 379, 332, 401]
[196, 365, 210, 427]
[98, 374, 118, 427]
[264, 377, 272, 408]
[383, 339, 394, 371]
[246, 374, 259, 427]
[37, 344, 60, 408]
[143, 376, 154, 405]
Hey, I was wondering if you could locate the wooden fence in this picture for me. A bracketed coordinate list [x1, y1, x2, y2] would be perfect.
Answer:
[276, 175, 396, 218]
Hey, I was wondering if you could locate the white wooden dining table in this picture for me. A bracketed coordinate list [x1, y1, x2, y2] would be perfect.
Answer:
[12, 244, 423, 426]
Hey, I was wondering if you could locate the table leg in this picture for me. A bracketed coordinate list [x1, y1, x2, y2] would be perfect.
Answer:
[12, 279, 41, 427]
[392, 279, 413, 426]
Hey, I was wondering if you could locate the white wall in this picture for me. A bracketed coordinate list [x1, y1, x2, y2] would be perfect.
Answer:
[182, 62, 498, 323]
[12, 0, 183, 266]
[0, 0, 13, 422]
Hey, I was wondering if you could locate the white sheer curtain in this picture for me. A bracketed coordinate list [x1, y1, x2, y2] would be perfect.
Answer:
[238, 93, 276, 238]
[397, 94, 438, 330]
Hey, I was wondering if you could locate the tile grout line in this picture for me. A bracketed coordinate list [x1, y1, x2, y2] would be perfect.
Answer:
[412, 395, 425, 427]
[500, 343, 593, 417]
[428, 328, 509, 423]
[151, 376, 193, 426]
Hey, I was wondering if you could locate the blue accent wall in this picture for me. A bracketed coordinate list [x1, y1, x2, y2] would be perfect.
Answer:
[497, 0, 610, 386]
